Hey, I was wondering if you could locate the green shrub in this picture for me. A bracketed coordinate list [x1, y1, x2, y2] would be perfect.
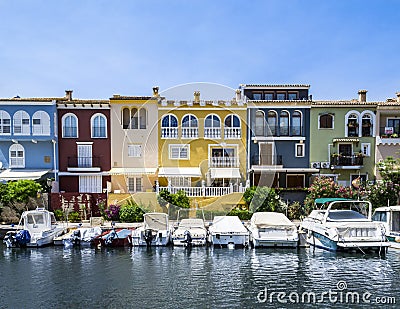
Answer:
[287, 201, 304, 220]
[53, 209, 65, 221]
[68, 211, 80, 222]
[227, 209, 252, 220]
[119, 200, 145, 223]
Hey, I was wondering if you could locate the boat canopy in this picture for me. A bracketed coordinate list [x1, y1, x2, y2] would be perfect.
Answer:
[251, 212, 295, 228]
[315, 198, 353, 205]
[144, 213, 169, 230]
[211, 216, 247, 233]
[179, 219, 205, 228]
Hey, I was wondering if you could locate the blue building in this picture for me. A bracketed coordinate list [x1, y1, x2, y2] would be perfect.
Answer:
[0, 97, 58, 182]
[242, 84, 318, 188]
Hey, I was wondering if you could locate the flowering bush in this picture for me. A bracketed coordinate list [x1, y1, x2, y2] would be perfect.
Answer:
[103, 204, 120, 221]
[359, 182, 400, 209]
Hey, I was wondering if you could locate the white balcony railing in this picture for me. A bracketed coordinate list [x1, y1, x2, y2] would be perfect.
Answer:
[209, 157, 239, 167]
[181, 127, 199, 139]
[157, 183, 246, 197]
[204, 128, 221, 139]
[224, 127, 241, 139]
[161, 127, 178, 139]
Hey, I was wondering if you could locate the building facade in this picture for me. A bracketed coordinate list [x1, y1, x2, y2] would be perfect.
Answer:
[0, 96, 58, 182]
[310, 90, 377, 186]
[157, 90, 247, 196]
[243, 84, 316, 188]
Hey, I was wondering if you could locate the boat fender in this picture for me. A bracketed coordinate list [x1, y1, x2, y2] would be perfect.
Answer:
[395, 236, 400, 243]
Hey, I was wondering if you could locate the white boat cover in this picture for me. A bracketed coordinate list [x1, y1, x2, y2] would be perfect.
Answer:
[179, 218, 205, 228]
[251, 212, 295, 229]
[211, 216, 247, 233]
[144, 213, 169, 230]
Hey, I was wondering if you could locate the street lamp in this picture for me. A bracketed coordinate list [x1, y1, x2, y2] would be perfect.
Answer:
[46, 178, 53, 211]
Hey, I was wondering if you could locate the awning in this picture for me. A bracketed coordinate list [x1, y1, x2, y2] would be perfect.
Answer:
[108, 167, 157, 176]
[332, 138, 359, 143]
[251, 166, 319, 173]
[158, 167, 202, 177]
[0, 169, 50, 181]
[210, 168, 241, 179]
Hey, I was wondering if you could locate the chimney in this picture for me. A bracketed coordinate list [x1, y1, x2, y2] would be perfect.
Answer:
[65, 90, 73, 101]
[194, 91, 200, 103]
[152, 86, 159, 97]
[235, 89, 241, 101]
[358, 89, 367, 102]
[396, 92, 400, 103]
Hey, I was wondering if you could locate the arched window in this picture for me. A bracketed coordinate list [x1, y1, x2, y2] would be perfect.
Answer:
[0, 110, 11, 135]
[32, 111, 50, 136]
[122, 108, 130, 129]
[182, 114, 198, 138]
[161, 114, 178, 138]
[91, 113, 107, 138]
[319, 114, 334, 129]
[9, 144, 25, 168]
[204, 114, 221, 139]
[131, 108, 138, 129]
[13, 110, 30, 135]
[347, 113, 359, 137]
[279, 111, 289, 136]
[62, 113, 78, 138]
[224, 114, 241, 139]
[362, 113, 373, 137]
[255, 110, 265, 136]
[291, 111, 302, 136]
[267, 111, 278, 136]
[139, 108, 147, 129]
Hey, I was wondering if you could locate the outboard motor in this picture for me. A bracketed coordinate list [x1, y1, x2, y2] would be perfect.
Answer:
[3, 231, 18, 248]
[105, 229, 117, 246]
[183, 230, 192, 247]
[144, 229, 155, 247]
[15, 230, 31, 247]
[71, 229, 81, 246]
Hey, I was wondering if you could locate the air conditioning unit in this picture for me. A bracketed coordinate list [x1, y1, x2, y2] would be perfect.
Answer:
[311, 162, 321, 169]
[321, 162, 330, 169]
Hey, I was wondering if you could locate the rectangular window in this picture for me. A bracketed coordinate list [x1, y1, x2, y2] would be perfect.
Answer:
[264, 93, 274, 100]
[361, 143, 371, 157]
[253, 92, 262, 100]
[276, 93, 286, 100]
[128, 177, 142, 192]
[288, 93, 297, 100]
[295, 143, 305, 157]
[170, 177, 191, 187]
[128, 145, 142, 157]
[319, 114, 334, 129]
[169, 145, 189, 159]
[79, 175, 102, 193]
[33, 119, 41, 125]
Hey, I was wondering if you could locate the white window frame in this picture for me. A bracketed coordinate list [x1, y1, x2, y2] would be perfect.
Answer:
[9, 143, 25, 168]
[161, 114, 178, 139]
[128, 177, 142, 192]
[13, 110, 30, 135]
[295, 143, 305, 158]
[181, 114, 199, 139]
[204, 114, 221, 139]
[169, 177, 191, 187]
[32, 110, 50, 136]
[0, 110, 11, 135]
[128, 144, 142, 157]
[79, 175, 102, 193]
[91, 113, 107, 138]
[318, 113, 334, 129]
[361, 143, 371, 157]
[62, 113, 78, 138]
[169, 144, 190, 160]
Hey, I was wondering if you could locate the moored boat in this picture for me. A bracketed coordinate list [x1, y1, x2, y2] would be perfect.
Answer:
[93, 228, 133, 247]
[131, 212, 171, 246]
[209, 216, 250, 248]
[300, 198, 388, 254]
[62, 226, 103, 248]
[372, 205, 400, 249]
[3, 207, 66, 248]
[248, 212, 298, 248]
[172, 218, 208, 246]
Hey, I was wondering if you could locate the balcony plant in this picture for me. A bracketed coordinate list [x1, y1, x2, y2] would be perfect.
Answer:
[391, 133, 398, 138]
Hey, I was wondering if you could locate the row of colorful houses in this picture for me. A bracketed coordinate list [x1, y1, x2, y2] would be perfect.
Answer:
[0, 84, 399, 209]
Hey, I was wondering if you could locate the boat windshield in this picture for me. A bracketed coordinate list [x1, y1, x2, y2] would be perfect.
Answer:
[26, 214, 45, 225]
[372, 211, 387, 222]
[327, 210, 367, 221]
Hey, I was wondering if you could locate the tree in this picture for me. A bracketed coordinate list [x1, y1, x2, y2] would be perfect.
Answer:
[244, 186, 285, 213]
[4, 180, 42, 214]
[119, 200, 145, 222]
[377, 156, 400, 184]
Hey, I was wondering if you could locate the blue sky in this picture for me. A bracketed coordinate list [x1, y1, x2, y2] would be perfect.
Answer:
[0, 0, 399, 101]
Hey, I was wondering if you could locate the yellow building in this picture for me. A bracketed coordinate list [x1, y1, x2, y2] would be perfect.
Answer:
[109, 87, 160, 194]
[157, 90, 247, 197]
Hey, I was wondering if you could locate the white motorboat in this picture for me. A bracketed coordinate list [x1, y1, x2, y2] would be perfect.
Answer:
[300, 198, 388, 253]
[131, 212, 171, 246]
[248, 212, 298, 248]
[172, 218, 208, 246]
[3, 207, 66, 248]
[372, 205, 400, 249]
[209, 216, 250, 248]
[61, 226, 103, 248]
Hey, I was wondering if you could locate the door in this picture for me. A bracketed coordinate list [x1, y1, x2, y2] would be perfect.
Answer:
[259, 143, 274, 165]
[77, 144, 92, 167]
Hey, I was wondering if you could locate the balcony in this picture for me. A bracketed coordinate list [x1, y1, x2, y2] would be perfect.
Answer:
[330, 154, 363, 169]
[181, 127, 198, 139]
[67, 156, 101, 172]
[251, 154, 283, 166]
[209, 157, 239, 168]
[224, 127, 241, 139]
[161, 127, 178, 139]
[254, 125, 303, 137]
[204, 128, 221, 139]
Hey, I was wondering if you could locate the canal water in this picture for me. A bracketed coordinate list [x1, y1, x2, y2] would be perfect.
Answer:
[1, 244, 399, 309]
